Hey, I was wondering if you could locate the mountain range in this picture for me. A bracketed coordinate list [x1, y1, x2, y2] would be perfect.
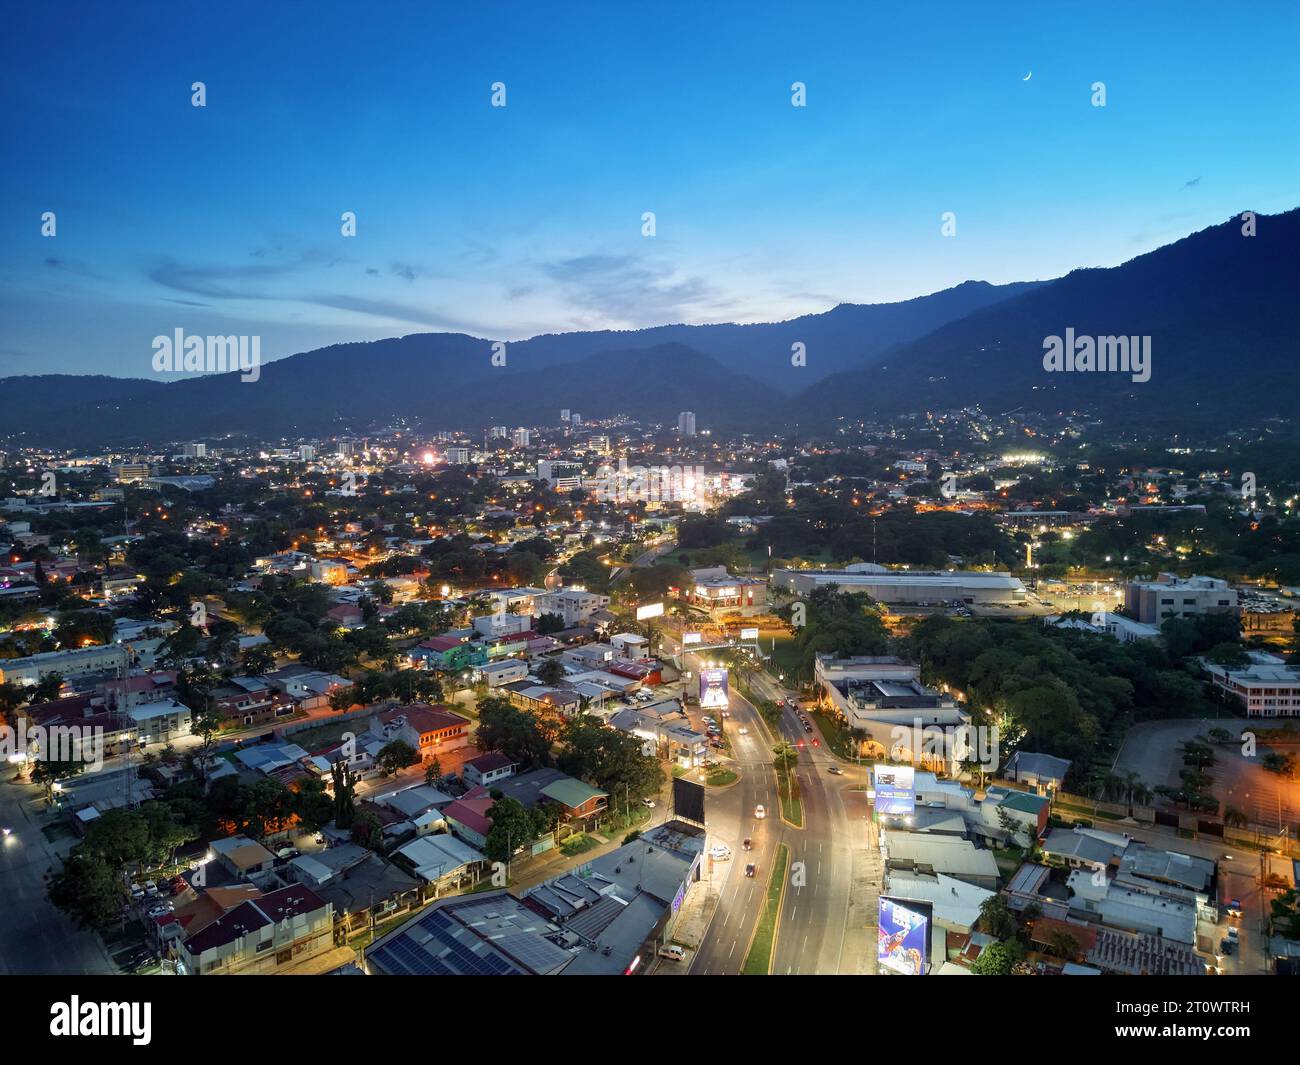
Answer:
[2, 208, 1295, 447]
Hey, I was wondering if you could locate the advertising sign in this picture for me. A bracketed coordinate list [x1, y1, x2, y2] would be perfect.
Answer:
[877, 896, 930, 975]
[873, 764, 916, 816]
[682, 632, 703, 646]
[739, 626, 759, 640]
[636, 601, 665, 621]
[698, 667, 730, 710]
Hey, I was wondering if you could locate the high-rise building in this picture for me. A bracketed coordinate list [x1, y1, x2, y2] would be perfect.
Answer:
[537, 460, 583, 491]
[490, 426, 509, 439]
[588, 435, 610, 454]
[511, 428, 531, 448]
[677, 411, 697, 437]
[299, 445, 316, 461]
[183, 442, 207, 458]
[115, 463, 152, 483]
[446, 447, 471, 464]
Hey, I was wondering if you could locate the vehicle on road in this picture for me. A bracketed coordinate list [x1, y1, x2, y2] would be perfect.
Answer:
[742, 837, 752, 850]
[0, 826, 11, 838]
[1225, 899, 1243, 918]
[754, 804, 765, 820]
[709, 844, 731, 860]
[657, 944, 686, 961]
[827, 765, 844, 775]
[642, 798, 656, 809]
[1220, 939, 1234, 955]
[276, 846, 299, 860]
[803, 724, 814, 733]
[738, 727, 748, 735]
[1226, 925, 1239, 943]
[744, 863, 757, 878]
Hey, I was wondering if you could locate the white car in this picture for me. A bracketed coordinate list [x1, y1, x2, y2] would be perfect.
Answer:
[641, 798, 656, 809]
[754, 804, 766, 820]
[738, 727, 748, 735]
[1226, 925, 1239, 943]
[709, 844, 731, 861]
[147, 902, 174, 919]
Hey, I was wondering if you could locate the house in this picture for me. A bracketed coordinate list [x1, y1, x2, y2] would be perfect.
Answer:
[179, 884, 334, 975]
[394, 833, 487, 890]
[370, 704, 470, 762]
[540, 777, 608, 821]
[1004, 751, 1072, 794]
[441, 789, 496, 849]
[129, 698, 193, 746]
[462, 751, 518, 788]
[209, 835, 277, 881]
[212, 677, 297, 729]
[480, 658, 529, 688]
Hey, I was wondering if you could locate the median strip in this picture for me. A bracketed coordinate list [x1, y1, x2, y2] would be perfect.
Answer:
[741, 843, 789, 975]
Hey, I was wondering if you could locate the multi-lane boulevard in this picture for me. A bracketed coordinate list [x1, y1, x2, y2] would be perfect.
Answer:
[688, 663, 880, 975]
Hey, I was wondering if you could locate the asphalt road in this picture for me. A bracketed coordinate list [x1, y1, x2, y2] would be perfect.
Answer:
[688, 667, 875, 975]
[0, 770, 116, 975]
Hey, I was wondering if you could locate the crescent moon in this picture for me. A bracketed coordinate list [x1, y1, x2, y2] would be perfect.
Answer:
[1023, 71, 1032, 81]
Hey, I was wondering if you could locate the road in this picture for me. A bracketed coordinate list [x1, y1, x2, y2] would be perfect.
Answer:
[0, 770, 116, 975]
[688, 663, 876, 975]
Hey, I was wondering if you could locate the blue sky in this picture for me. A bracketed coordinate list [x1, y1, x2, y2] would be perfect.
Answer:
[2, 0, 1297, 377]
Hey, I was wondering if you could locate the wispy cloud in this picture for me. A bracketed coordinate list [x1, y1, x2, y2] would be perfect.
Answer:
[537, 253, 738, 324]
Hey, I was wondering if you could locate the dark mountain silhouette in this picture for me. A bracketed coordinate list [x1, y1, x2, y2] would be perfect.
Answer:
[2, 209, 1294, 446]
[791, 209, 1300, 429]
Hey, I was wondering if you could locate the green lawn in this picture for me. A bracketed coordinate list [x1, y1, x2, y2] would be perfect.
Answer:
[775, 762, 804, 827]
[742, 843, 790, 975]
[705, 768, 738, 787]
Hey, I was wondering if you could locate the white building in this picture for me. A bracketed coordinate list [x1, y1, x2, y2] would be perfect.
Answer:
[1203, 651, 1300, 717]
[1123, 573, 1238, 624]
[774, 565, 1027, 605]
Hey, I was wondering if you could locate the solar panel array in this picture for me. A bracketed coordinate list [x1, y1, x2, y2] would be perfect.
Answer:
[370, 907, 524, 976]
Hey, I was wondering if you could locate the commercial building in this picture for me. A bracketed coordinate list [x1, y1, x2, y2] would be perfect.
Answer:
[682, 566, 767, 617]
[1123, 573, 1238, 624]
[773, 564, 1026, 605]
[0, 643, 130, 687]
[677, 411, 696, 437]
[179, 884, 334, 975]
[1202, 651, 1300, 717]
[815, 656, 970, 775]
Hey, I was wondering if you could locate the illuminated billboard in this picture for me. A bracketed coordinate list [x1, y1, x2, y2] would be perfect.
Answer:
[873, 764, 915, 815]
[636, 602, 664, 621]
[739, 627, 759, 640]
[682, 632, 703, 646]
[877, 896, 930, 975]
[698, 668, 730, 710]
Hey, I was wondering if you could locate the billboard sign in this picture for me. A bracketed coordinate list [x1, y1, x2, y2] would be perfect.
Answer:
[636, 601, 665, 621]
[739, 626, 759, 640]
[877, 896, 930, 975]
[682, 632, 703, 646]
[873, 764, 915, 816]
[698, 668, 730, 710]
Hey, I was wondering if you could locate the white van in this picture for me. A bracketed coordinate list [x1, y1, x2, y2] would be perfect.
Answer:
[657, 944, 686, 961]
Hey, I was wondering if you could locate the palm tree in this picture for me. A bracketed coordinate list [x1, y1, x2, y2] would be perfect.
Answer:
[1223, 804, 1248, 828]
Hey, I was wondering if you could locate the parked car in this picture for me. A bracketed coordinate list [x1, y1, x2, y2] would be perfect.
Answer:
[803, 724, 814, 733]
[657, 944, 686, 961]
[1226, 925, 1239, 943]
[709, 844, 731, 861]
[169, 876, 188, 895]
[1225, 899, 1243, 918]
[642, 798, 656, 809]
[1220, 939, 1234, 956]
[147, 902, 174, 919]
[276, 846, 299, 860]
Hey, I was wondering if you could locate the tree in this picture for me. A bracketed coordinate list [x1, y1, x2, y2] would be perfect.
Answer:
[970, 938, 1022, 975]
[484, 797, 536, 863]
[535, 656, 567, 686]
[31, 757, 86, 800]
[331, 760, 357, 829]
[476, 696, 552, 767]
[557, 717, 664, 804]
[47, 850, 126, 931]
[293, 777, 336, 832]
[1044, 929, 1081, 960]
[424, 756, 443, 786]
[376, 740, 420, 777]
[1270, 889, 1300, 941]
[978, 894, 1018, 940]
[352, 809, 384, 850]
